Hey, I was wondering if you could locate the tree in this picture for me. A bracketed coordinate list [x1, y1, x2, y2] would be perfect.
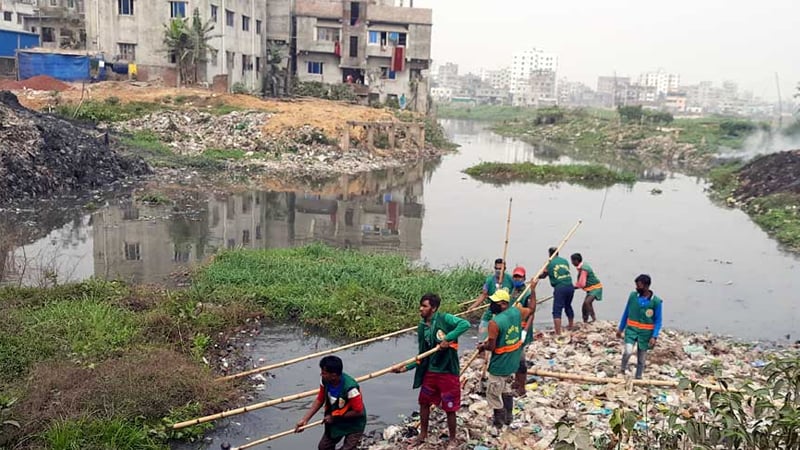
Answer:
[163, 8, 215, 86]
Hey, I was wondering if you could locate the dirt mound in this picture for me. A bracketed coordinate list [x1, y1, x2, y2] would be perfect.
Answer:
[0, 91, 149, 203]
[0, 75, 71, 92]
[734, 149, 800, 200]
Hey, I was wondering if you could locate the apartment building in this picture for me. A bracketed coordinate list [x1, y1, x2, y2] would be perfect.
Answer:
[0, 0, 85, 48]
[85, 0, 266, 89]
[294, 0, 432, 111]
[510, 47, 557, 95]
[638, 69, 680, 97]
[1, 0, 35, 32]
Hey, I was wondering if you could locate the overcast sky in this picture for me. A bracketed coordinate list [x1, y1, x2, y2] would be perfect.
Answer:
[414, 0, 799, 102]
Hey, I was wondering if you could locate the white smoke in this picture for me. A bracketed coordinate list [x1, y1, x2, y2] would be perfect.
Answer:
[718, 127, 800, 161]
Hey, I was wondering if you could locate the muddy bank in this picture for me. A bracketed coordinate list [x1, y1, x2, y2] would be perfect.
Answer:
[0, 91, 149, 203]
[366, 321, 793, 450]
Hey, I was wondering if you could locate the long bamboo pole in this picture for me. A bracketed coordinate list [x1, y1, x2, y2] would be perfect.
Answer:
[527, 369, 735, 392]
[174, 347, 442, 429]
[520, 220, 582, 336]
[231, 419, 324, 450]
[217, 304, 487, 382]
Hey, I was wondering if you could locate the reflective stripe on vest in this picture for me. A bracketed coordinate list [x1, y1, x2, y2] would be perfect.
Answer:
[493, 340, 522, 355]
[627, 319, 655, 330]
[584, 282, 603, 291]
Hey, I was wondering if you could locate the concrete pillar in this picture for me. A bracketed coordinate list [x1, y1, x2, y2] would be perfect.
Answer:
[418, 125, 425, 148]
[340, 126, 350, 151]
[388, 124, 396, 149]
[366, 126, 374, 150]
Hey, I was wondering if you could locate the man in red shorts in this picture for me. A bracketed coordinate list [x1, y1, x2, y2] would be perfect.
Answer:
[393, 293, 470, 447]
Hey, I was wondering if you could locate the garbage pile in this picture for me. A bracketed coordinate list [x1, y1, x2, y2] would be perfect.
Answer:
[116, 109, 444, 177]
[732, 149, 800, 200]
[0, 91, 149, 203]
[364, 321, 784, 450]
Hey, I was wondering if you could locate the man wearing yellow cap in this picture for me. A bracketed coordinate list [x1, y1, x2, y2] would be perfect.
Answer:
[476, 289, 532, 427]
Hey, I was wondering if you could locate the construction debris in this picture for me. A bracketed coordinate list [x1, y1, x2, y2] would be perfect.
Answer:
[363, 321, 787, 450]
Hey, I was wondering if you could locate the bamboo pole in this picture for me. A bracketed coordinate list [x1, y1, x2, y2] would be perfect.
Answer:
[217, 304, 487, 382]
[527, 369, 735, 392]
[231, 419, 324, 450]
[174, 347, 442, 429]
[460, 350, 481, 388]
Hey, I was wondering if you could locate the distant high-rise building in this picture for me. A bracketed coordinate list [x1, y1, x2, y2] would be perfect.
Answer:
[510, 47, 558, 94]
[638, 69, 680, 97]
[436, 62, 459, 88]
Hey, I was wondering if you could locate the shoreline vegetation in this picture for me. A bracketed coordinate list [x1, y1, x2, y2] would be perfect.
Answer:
[0, 244, 482, 450]
[464, 162, 636, 188]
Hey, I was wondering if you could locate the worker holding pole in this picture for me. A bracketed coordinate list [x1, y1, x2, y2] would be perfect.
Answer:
[295, 356, 366, 450]
[510, 266, 535, 396]
[476, 290, 532, 428]
[616, 274, 663, 380]
[393, 293, 470, 448]
[469, 257, 514, 339]
[538, 247, 575, 335]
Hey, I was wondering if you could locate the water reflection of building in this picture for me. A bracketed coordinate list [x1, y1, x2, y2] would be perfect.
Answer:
[93, 163, 427, 283]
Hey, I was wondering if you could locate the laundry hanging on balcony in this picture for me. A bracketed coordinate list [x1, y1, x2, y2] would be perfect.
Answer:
[391, 46, 405, 72]
[334, 40, 341, 57]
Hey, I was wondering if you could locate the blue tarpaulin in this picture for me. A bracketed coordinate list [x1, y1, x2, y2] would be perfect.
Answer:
[18, 51, 90, 82]
[0, 29, 38, 58]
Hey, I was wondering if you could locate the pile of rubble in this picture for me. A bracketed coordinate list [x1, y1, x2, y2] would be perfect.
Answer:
[364, 321, 784, 450]
[116, 110, 274, 155]
[732, 149, 800, 200]
[0, 91, 149, 203]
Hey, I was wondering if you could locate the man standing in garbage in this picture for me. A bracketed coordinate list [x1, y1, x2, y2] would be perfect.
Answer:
[510, 266, 535, 396]
[469, 258, 514, 339]
[538, 247, 574, 335]
[295, 355, 366, 450]
[477, 289, 532, 427]
[393, 293, 470, 448]
[616, 274, 663, 379]
[571, 253, 603, 323]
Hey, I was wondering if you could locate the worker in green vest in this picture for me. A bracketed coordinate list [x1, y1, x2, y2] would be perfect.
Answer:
[469, 258, 514, 340]
[510, 266, 536, 396]
[295, 356, 366, 450]
[616, 274, 663, 379]
[571, 253, 603, 323]
[392, 293, 470, 448]
[476, 289, 532, 427]
[538, 247, 574, 335]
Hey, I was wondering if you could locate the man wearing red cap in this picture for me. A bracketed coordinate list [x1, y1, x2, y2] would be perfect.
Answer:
[510, 267, 536, 395]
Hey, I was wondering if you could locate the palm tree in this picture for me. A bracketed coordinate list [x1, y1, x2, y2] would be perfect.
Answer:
[163, 8, 215, 86]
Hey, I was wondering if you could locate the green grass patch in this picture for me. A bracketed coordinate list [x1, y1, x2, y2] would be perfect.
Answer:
[43, 418, 166, 450]
[191, 243, 484, 338]
[437, 104, 539, 121]
[203, 148, 248, 160]
[137, 191, 172, 205]
[120, 131, 225, 171]
[707, 161, 744, 200]
[464, 162, 636, 188]
[55, 101, 166, 123]
[746, 193, 800, 251]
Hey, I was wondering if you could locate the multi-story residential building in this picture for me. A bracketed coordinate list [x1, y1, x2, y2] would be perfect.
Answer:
[1, 0, 35, 32]
[430, 86, 451, 102]
[596, 75, 631, 107]
[434, 61, 457, 88]
[510, 47, 557, 95]
[294, 0, 432, 111]
[557, 78, 595, 107]
[664, 92, 686, 112]
[638, 69, 680, 97]
[85, 0, 266, 89]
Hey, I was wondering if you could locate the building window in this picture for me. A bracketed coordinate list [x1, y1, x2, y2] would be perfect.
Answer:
[307, 61, 323, 75]
[255, 225, 262, 240]
[226, 51, 234, 70]
[381, 67, 396, 80]
[169, 1, 186, 18]
[227, 238, 236, 249]
[124, 242, 141, 261]
[241, 54, 251, 75]
[242, 230, 250, 245]
[210, 49, 218, 66]
[41, 27, 55, 43]
[118, 43, 136, 60]
[255, 56, 261, 73]
[67, 0, 75, 7]
[242, 15, 249, 31]
[225, 9, 234, 27]
[173, 245, 190, 262]
[17, 14, 22, 24]
[349, 36, 358, 57]
[317, 27, 340, 42]
[210, 4, 217, 21]
[368, 31, 379, 44]
[3, 12, 11, 21]
[256, 19, 261, 34]
[50, 0, 58, 5]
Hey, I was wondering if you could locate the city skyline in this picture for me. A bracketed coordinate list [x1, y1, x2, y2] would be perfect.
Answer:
[415, 0, 798, 102]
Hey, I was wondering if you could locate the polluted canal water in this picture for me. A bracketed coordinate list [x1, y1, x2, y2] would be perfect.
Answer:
[1, 120, 799, 448]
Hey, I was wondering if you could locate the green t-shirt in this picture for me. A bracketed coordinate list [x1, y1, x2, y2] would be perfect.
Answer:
[323, 373, 367, 438]
[481, 272, 514, 321]
[488, 306, 523, 377]
[546, 256, 573, 288]
[406, 312, 471, 387]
